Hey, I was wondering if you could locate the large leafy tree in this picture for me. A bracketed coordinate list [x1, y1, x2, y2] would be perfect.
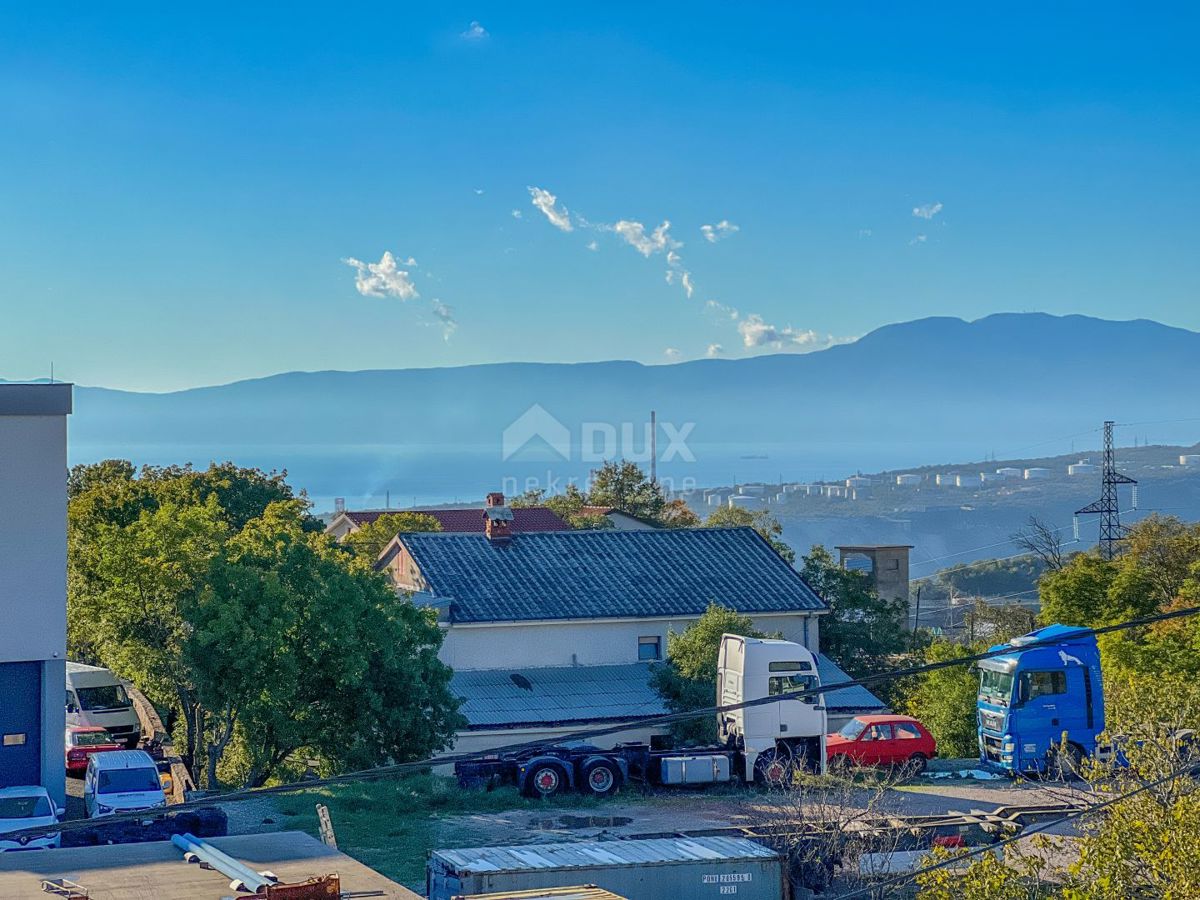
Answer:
[704, 505, 795, 563]
[650, 604, 769, 745]
[186, 502, 462, 786]
[799, 545, 911, 680]
[899, 639, 980, 757]
[587, 460, 668, 522]
[342, 511, 443, 560]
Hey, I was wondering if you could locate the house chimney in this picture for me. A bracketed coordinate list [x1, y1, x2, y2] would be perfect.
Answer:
[484, 499, 514, 543]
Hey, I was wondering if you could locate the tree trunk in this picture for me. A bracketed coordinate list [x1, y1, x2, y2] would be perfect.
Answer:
[206, 711, 236, 790]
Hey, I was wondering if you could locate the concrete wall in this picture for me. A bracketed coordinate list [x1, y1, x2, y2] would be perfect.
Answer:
[0, 384, 71, 805]
[440, 612, 820, 671]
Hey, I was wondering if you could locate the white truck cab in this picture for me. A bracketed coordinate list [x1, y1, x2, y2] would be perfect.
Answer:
[66, 662, 142, 749]
[717, 634, 827, 780]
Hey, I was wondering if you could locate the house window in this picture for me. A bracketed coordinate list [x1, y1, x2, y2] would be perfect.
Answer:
[638, 636, 661, 661]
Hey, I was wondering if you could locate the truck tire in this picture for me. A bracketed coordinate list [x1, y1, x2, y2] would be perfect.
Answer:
[753, 746, 794, 789]
[524, 762, 569, 799]
[581, 759, 622, 798]
[1047, 743, 1083, 782]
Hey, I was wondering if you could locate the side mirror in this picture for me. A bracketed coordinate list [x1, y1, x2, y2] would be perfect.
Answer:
[55, 807, 66, 818]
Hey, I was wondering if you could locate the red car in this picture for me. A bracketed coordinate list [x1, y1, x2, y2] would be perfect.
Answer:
[65, 726, 122, 775]
[826, 714, 937, 773]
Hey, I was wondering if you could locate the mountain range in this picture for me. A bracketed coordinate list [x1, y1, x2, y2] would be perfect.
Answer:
[29, 312, 1200, 506]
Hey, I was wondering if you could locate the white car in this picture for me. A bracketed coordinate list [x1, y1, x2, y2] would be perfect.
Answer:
[0, 786, 63, 851]
[84, 750, 166, 818]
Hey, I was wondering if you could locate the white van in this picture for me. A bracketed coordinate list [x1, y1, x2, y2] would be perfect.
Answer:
[66, 662, 141, 749]
[83, 750, 166, 818]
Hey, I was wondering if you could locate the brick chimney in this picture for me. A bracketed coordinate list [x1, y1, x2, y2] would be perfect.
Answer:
[484, 494, 514, 543]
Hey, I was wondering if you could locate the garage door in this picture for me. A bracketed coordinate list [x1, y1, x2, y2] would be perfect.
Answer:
[0, 661, 41, 787]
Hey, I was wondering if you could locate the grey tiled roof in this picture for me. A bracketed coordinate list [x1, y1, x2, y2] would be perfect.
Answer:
[818, 654, 888, 712]
[400, 527, 826, 623]
[451, 663, 666, 730]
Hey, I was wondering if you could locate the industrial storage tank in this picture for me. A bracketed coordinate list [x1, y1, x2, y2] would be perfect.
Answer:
[895, 473, 921, 486]
[1068, 463, 1099, 476]
[427, 837, 784, 900]
[1181, 455, 1200, 467]
[995, 467, 1023, 479]
[1024, 467, 1052, 480]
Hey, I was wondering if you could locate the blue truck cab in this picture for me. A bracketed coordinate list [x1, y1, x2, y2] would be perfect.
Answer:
[977, 624, 1105, 775]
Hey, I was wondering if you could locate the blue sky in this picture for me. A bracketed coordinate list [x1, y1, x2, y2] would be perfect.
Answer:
[2, 3, 1197, 391]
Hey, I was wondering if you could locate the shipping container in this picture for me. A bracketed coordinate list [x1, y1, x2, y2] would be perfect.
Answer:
[453, 887, 628, 900]
[428, 836, 785, 900]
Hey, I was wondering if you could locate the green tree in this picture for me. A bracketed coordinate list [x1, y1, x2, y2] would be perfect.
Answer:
[900, 638, 981, 758]
[705, 505, 795, 563]
[342, 511, 443, 560]
[1038, 554, 1119, 627]
[587, 460, 667, 522]
[650, 604, 769, 745]
[799, 545, 910, 679]
[186, 502, 463, 786]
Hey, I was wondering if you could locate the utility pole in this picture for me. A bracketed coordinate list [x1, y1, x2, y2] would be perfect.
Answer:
[650, 410, 657, 484]
[1075, 421, 1137, 561]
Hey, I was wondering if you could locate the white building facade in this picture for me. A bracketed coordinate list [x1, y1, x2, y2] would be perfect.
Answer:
[0, 384, 72, 805]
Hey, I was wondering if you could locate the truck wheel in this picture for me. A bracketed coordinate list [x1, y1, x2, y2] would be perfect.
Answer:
[581, 759, 622, 798]
[524, 763, 568, 799]
[1047, 744, 1083, 781]
[753, 746, 794, 788]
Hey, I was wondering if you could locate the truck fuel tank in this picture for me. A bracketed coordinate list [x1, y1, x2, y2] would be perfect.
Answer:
[659, 754, 733, 785]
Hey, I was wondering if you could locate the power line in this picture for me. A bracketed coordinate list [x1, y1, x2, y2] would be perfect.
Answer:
[10, 602, 1200, 844]
[835, 757, 1199, 899]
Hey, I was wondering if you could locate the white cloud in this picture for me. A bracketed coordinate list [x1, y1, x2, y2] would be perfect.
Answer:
[910, 233, 928, 246]
[700, 220, 739, 243]
[461, 21, 488, 40]
[663, 347, 682, 361]
[474, 188, 485, 195]
[705, 300, 739, 320]
[510, 209, 522, 219]
[528, 186, 573, 232]
[858, 228, 873, 238]
[737, 314, 825, 350]
[706, 343, 724, 357]
[681, 272, 694, 298]
[343, 251, 419, 300]
[912, 202, 943, 220]
[613, 219, 677, 257]
[586, 240, 599, 251]
[430, 299, 457, 340]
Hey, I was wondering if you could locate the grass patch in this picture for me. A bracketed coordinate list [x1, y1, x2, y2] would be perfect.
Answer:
[273, 772, 621, 890]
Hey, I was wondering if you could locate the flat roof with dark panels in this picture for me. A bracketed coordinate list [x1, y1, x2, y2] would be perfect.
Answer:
[0, 831, 420, 900]
[0, 382, 73, 415]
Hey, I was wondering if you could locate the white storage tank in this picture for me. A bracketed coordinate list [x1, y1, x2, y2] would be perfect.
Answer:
[955, 474, 972, 488]
[895, 474, 921, 486]
[935, 473, 959, 487]
[1068, 463, 1099, 476]
[1181, 455, 1200, 467]
[995, 467, 1023, 479]
[1024, 467, 1052, 480]
[846, 476, 871, 489]
[978, 472, 1000, 484]
[728, 495, 762, 509]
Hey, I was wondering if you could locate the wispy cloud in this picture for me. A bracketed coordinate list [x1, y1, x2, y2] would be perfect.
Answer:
[430, 299, 457, 339]
[705, 300, 739, 320]
[912, 202, 943, 220]
[663, 347, 682, 361]
[461, 21, 488, 41]
[343, 251, 419, 300]
[910, 233, 928, 246]
[613, 220, 677, 257]
[473, 188, 485, 195]
[586, 240, 599, 251]
[700, 220, 739, 243]
[528, 187, 573, 232]
[858, 228, 873, 238]
[510, 209, 522, 219]
[706, 343, 724, 357]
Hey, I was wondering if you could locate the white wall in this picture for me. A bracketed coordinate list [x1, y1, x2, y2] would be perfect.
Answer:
[440, 612, 821, 671]
[0, 414, 68, 663]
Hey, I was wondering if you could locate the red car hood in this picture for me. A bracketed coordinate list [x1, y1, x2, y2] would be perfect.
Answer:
[825, 734, 853, 754]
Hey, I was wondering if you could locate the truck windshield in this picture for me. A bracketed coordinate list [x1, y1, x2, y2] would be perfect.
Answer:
[979, 669, 1014, 706]
[76, 684, 132, 712]
[98, 768, 161, 794]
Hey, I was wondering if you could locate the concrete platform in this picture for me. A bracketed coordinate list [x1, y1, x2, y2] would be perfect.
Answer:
[0, 830, 420, 899]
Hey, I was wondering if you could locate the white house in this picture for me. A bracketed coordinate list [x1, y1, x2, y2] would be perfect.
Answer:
[0, 383, 71, 806]
[377, 516, 886, 753]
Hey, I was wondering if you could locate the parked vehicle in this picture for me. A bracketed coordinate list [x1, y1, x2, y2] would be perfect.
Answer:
[457, 634, 827, 796]
[83, 750, 166, 818]
[0, 786, 63, 851]
[977, 623, 1159, 776]
[66, 662, 141, 749]
[428, 836, 784, 900]
[66, 726, 123, 775]
[826, 714, 937, 772]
